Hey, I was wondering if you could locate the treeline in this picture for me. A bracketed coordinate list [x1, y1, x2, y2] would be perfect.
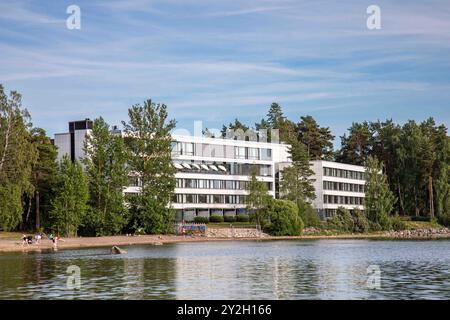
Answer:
[0, 85, 176, 235]
[1, 84, 449, 235]
[226, 102, 450, 230]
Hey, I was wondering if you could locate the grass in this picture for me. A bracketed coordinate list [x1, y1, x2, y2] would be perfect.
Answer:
[0, 231, 24, 240]
[403, 220, 442, 230]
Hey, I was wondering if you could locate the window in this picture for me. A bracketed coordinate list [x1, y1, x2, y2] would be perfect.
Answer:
[234, 147, 246, 159]
[198, 194, 207, 203]
[247, 147, 259, 160]
[261, 148, 272, 160]
[171, 141, 181, 155]
[183, 143, 194, 156]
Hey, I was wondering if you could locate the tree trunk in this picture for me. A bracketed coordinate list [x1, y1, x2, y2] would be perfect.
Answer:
[397, 181, 405, 215]
[413, 186, 419, 216]
[35, 190, 40, 231]
[429, 176, 434, 219]
[0, 110, 13, 173]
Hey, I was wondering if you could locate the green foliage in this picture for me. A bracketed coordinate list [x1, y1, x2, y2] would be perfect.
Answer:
[391, 214, 408, 231]
[352, 209, 370, 233]
[298, 201, 321, 227]
[122, 100, 176, 234]
[328, 208, 354, 232]
[327, 208, 371, 233]
[246, 165, 271, 226]
[0, 85, 37, 231]
[28, 128, 58, 231]
[83, 117, 129, 236]
[280, 141, 316, 205]
[49, 156, 89, 236]
[336, 121, 372, 166]
[296, 115, 334, 160]
[194, 216, 209, 224]
[265, 199, 304, 236]
[209, 215, 224, 223]
[337, 118, 449, 218]
[236, 214, 250, 222]
[365, 156, 396, 231]
[437, 213, 450, 227]
[224, 215, 236, 223]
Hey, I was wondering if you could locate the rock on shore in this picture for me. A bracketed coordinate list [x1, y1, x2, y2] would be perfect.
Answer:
[386, 228, 450, 239]
[206, 228, 268, 238]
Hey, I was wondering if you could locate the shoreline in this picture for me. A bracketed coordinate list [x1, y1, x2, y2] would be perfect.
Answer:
[1, 230, 450, 253]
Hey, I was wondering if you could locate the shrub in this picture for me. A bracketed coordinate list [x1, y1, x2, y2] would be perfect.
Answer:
[390, 214, 408, 231]
[438, 213, 450, 227]
[352, 209, 370, 233]
[411, 216, 431, 222]
[194, 216, 209, 224]
[224, 215, 236, 223]
[298, 201, 321, 227]
[209, 215, 224, 223]
[265, 199, 303, 236]
[236, 214, 250, 222]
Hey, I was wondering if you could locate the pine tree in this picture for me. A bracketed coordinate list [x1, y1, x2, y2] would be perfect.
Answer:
[336, 122, 372, 165]
[50, 156, 89, 236]
[122, 99, 176, 234]
[296, 115, 334, 160]
[364, 156, 396, 230]
[27, 128, 58, 231]
[83, 117, 129, 236]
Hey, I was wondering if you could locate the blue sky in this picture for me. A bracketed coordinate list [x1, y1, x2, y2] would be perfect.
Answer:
[1, 0, 449, 145]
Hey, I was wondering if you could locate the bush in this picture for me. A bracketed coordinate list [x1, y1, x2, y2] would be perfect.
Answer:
[352, 209, 370, 233]
[224, 215, 236, 223]
[236, 214, 250, 222]
[411, 216, 431, 222]
[390, 214, 408, 231]
[298, 201, 321, 227]
[265, 199, 303, 236]
[209, 215, 224, 223]
[438, 213, 450, 227]
[327, 207, 355, 232]
[194, 216, 209, 224]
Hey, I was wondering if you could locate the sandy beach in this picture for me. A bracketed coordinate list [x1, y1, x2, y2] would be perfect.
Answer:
[1, 228, 450, 253]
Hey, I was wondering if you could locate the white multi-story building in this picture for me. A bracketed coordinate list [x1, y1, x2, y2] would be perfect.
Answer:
[310, 160, 366, 219]
[123, 134, 290, 221]
[54, 120, 367, 221]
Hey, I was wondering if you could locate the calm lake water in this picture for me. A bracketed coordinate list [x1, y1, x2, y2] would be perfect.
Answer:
[0, 240, 449, 300]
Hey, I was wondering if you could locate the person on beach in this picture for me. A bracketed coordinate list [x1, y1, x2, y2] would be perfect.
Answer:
[22, 235, 29, 246]
[35, 233, 42, 244]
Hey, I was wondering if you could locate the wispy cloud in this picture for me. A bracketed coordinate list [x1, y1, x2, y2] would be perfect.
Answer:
[0, 0, 449, 138]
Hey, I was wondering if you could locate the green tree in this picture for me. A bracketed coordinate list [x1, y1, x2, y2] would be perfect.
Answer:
[50, 156, 89, 236]
[122, 99, 176, 234]
[265, 199, 304, 236]
[280, 141, 315, 205]
[83, 117, 129, 236]
[0, 85, 37, 231]
[298, 201, 321, 227]
[364, 156, 396, 230]
[336, 122, 372, 165]
[296, 115, 334, 160]
[26, 128, 58, 231]
[256, 102, 296, 143]
[246, 165, 272, 226]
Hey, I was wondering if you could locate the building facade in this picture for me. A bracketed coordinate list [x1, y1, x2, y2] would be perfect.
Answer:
[123, 134, 290, 221]
[54, 119, 93, 163]
[54, 120, 367, 221]
[310, 160, 366, 219]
